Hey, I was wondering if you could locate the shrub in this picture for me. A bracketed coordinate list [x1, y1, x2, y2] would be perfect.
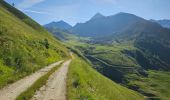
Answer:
[44, 39, 49, 49]
[0, 31, 2, 35]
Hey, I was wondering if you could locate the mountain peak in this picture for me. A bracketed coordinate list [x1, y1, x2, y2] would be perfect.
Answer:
[44, 20, 72, 30]
[58, 20, 66, 23]
[91, 13, 105, 19]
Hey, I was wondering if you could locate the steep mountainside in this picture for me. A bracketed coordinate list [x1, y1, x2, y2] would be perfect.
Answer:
[67, 55, 144, 100]
[117, 20, 170, 70]
[0, 0, 68, 88]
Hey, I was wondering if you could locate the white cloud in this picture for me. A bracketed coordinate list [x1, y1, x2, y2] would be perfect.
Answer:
[21, 4, 89, 25]
[22, 9, 50, 14]
[22, 5, 88, 20]
[17, 0, 46, 9]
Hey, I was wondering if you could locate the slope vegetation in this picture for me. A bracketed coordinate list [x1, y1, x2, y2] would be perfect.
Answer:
[0, 0, 68, 88]
[67, 55, 144, 100]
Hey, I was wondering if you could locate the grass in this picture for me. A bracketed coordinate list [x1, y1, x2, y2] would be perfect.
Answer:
[0, 60, 17, 88]
[127, 70, 170, 100]
[16, 62, 63, 100]
[0, 1, 68, 88]
[93, 52, 139, 67]
[67, 56, 144, 100]
[65, 37, 139, 68]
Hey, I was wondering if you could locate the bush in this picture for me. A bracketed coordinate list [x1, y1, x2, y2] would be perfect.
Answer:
[4, 57, 13, 66]
[0, 31, 2, 35]
[44, 39, 49, 49]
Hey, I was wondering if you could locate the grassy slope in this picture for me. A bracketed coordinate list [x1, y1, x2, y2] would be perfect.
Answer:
[67, 56, 144, 100]
[0, 1, 68, 88]
[46, 28, 80, 41]
[66, 39, 140, 68]
[83, 43, 170, 99]
[127, 71, 170, 100]
[89, 44, 139, 68]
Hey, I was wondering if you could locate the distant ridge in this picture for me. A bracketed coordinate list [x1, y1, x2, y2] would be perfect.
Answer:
[70, 12, 144, 37]
[151, 19, 170, 28]
[44, 20, 72, 30]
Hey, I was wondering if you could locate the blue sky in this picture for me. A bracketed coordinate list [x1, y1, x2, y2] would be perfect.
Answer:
[6, 0, 170, 26]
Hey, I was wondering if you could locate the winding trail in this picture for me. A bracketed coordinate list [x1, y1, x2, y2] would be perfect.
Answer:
[32, 60, 72, 100]
[0, 60, 63, 100]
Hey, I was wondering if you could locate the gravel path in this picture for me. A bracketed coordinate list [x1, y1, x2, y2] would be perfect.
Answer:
[32, 60, 71, 100]
[0, 60, 63, 100]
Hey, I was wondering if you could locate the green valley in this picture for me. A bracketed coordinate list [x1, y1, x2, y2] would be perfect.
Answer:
[1, 0, 170, 100]
[60, 35, 170, 99]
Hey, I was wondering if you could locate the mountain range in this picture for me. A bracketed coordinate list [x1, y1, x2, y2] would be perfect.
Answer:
[45, 13, 170, 40]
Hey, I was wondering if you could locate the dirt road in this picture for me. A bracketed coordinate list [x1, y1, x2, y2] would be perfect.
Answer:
[32, 60, 71, 100]
[0, 60, 63, 100]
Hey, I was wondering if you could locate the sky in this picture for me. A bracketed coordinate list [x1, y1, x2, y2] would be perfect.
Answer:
[5, 0, 170, 26]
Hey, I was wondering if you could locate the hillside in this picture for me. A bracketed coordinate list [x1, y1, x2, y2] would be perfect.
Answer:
[45, 26, 78, 41]
[0, 0, 68, 88]
[114, 19, 170, 71]
[67, 55, 144, 100]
